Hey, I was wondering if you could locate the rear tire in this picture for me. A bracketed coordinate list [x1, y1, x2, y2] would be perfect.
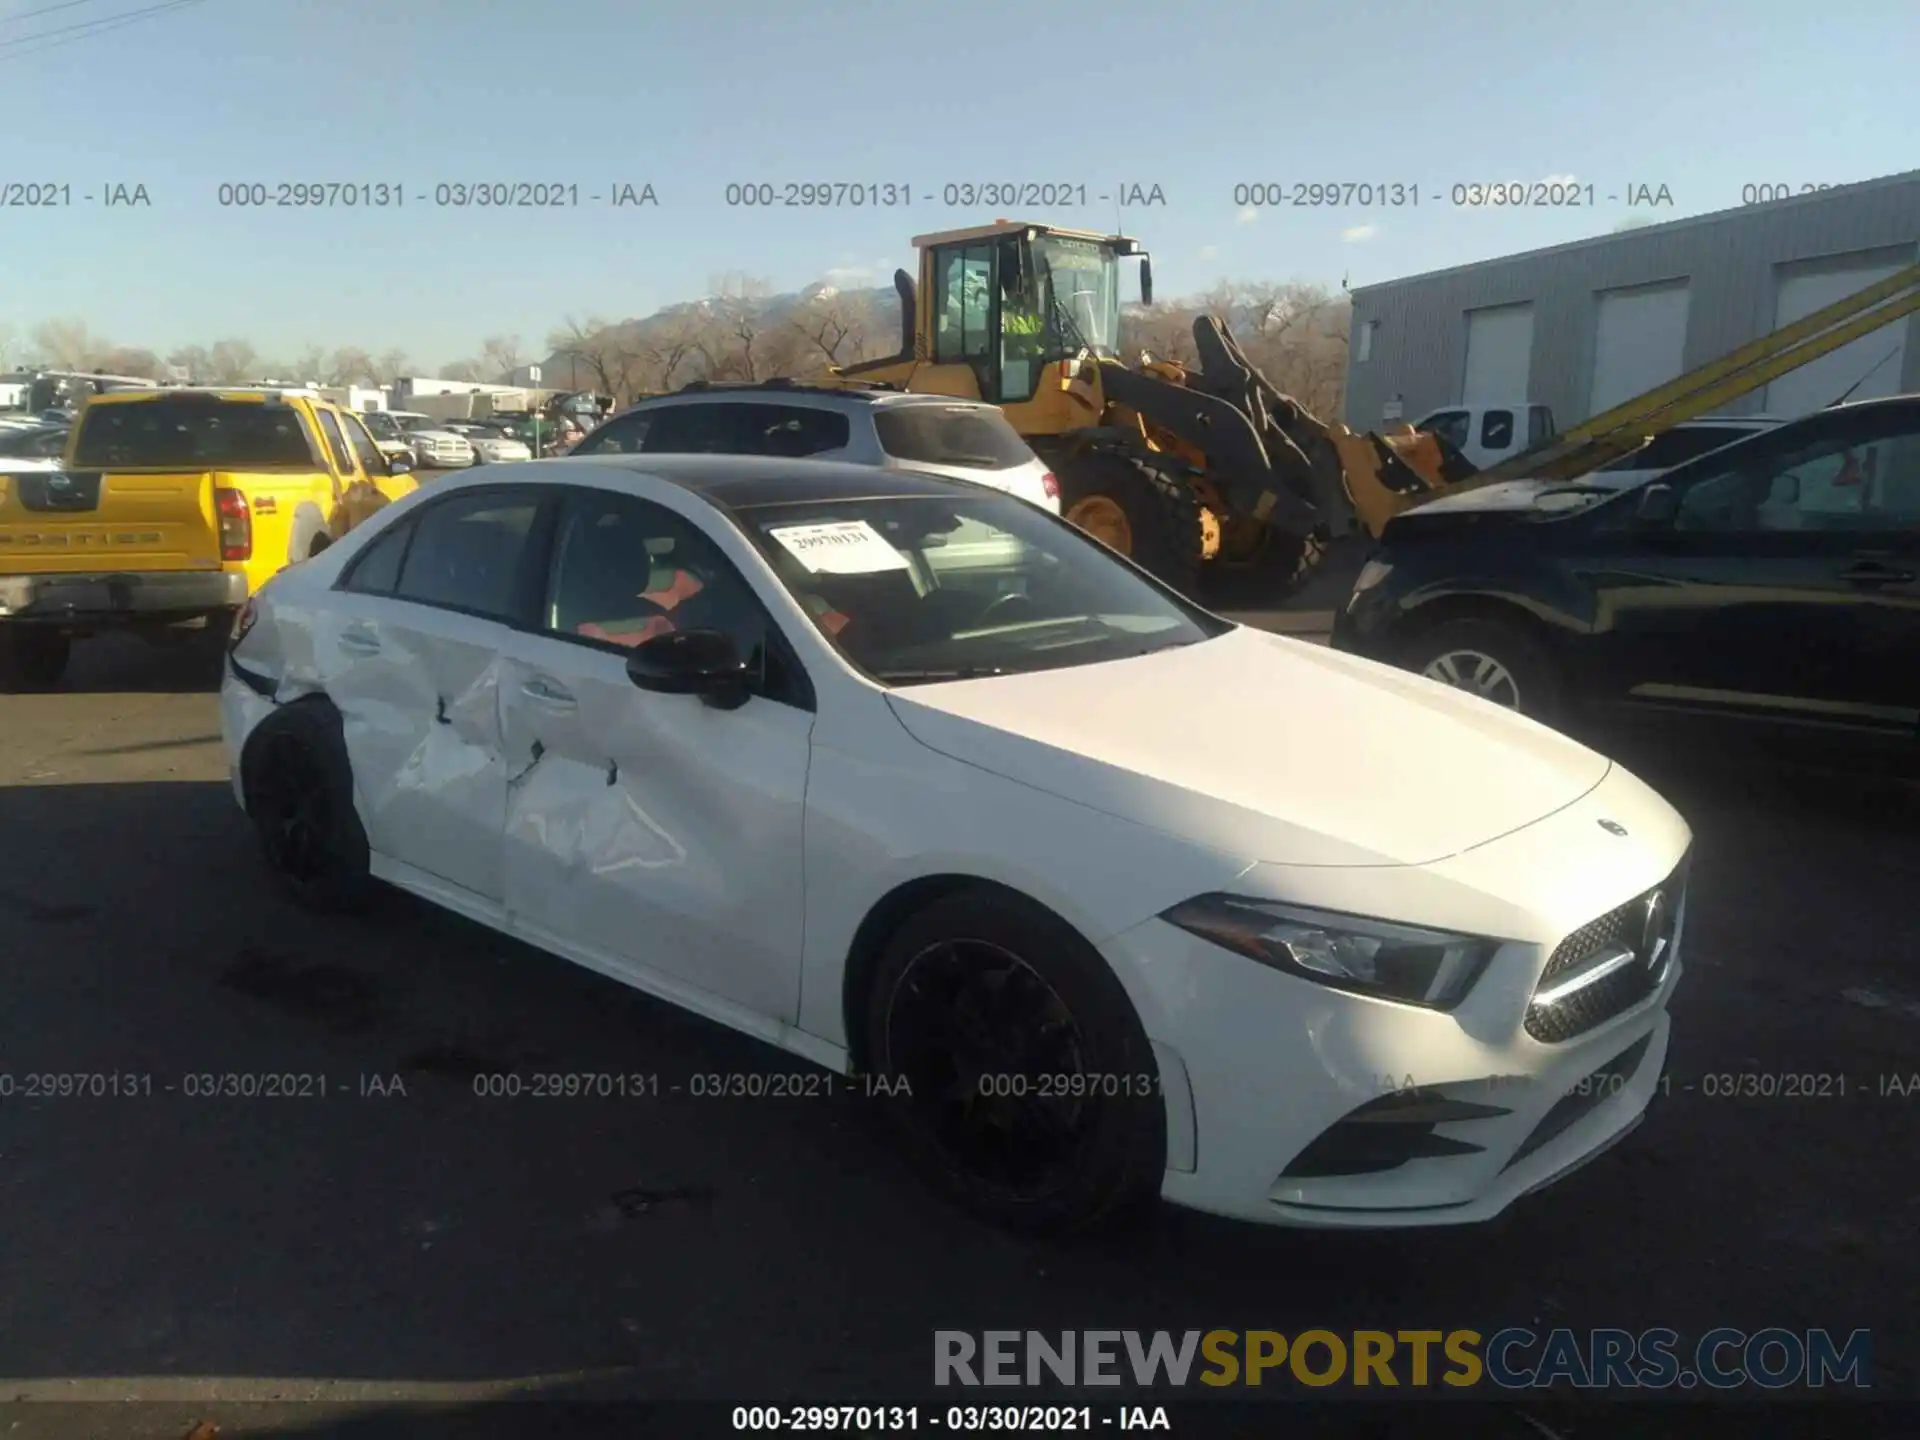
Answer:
[862, 887, 1167, 1236]
[1404, 617, 1564, 723]
[0, 628, 71, 691]
[241, 700, 378, 913]
[1053, 449, 1206, 594]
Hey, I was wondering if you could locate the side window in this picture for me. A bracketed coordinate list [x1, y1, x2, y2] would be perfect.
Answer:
[745, 404, 850, 458]
[1480, 409, 1515, 450]
[1869, 432, 1920, 526]
[1423, 411, 1470, 450]
[393, 490, 541, 620]
[640, 404, 723, 454]
[933, 245, 994, 362]
[1673, 420, 1920, 534]
[569, 410, 653, 455]
[340, 517, 414, 595]
[315, 410, 357, 477]
[542, 490, 803, 705]
[341, 412, 387, 474]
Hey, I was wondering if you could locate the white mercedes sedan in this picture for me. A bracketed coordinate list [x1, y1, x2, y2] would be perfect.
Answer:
[219, 455, 1691, 1235]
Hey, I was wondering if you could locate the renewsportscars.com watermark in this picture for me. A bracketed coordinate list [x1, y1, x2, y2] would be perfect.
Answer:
[935, 1328, 1871, 1390]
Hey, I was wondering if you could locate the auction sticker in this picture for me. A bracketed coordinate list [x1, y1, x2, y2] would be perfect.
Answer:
[769, 520, 911, 575]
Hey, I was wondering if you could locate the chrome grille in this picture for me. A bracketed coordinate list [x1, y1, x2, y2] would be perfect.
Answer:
[1525, 853, 1688, 1044]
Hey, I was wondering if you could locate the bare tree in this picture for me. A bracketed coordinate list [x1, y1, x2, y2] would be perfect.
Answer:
[204, 339, 260, 384]
[1121, 304, 1201, 367]
[637, 312, 705, 393]
[0, 321, 16, 370]
[788, 293, 873, 368]
[546, 316, 640, 397]
[95, 346, 164, 379]
[439, 359, 486, 382]
[479, 334, 523, 381]
[325, 347, 377, 385]
[291, 345, 328, 384]
[31, 318, 105, 370]
[372, 348, 411, 386]
[166, 344, 209, 382]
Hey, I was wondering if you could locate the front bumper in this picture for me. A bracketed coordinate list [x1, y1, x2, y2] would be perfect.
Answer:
[1112, 763, 1689, 1229]
[1327, 574, 1399, 659]
[0, 568, 247, 623]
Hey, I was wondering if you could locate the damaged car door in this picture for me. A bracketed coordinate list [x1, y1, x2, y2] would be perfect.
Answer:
[324, 485, 545, 909]
[495, 484, 815, 1021]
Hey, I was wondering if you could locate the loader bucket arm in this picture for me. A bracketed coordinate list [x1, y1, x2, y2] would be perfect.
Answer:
[1094, 358, 1321, 533]
[1188, 316, 1358, 535]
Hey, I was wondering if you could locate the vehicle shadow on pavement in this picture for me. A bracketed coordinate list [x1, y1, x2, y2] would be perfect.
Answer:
[50, 631, 226, 695]
[0, 773, 1913, 1407]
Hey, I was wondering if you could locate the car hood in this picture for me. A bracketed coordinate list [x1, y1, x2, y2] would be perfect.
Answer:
[883, 626, 1612, 868]
[1387, 479, 1615, 539]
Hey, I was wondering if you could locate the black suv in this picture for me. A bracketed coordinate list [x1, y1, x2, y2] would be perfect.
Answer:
[1331, 395, 1920, 769]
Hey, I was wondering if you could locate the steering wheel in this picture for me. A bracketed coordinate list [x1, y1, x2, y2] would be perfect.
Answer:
[980, 591, 1037, 624]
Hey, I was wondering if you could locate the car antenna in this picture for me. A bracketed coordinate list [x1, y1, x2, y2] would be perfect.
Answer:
[1825, 344, 1901, 407]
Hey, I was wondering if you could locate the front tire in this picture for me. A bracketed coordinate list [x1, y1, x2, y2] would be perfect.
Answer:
[1404, 616, 1563, 721]
[241, 700, 377, 913]
[862, 887, 1167, 1236]
[0, 628, 71, 691]
[1052, 449, 1206, 595]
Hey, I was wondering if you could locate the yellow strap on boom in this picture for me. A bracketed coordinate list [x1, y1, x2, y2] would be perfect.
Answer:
[1467, 259, 1920, 487]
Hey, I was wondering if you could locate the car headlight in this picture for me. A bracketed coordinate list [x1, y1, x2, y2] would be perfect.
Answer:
[1351, 558, 1393, 595]
[1160, 895, 1498, 1009]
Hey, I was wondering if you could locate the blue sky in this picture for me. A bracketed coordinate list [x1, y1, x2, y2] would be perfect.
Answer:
[2, 0, 1913, 368]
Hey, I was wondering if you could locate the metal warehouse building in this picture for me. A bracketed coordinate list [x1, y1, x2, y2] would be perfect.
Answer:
[1343, 169, 1920, 433]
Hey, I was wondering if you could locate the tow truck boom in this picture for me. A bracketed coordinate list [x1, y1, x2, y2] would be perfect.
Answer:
[1367, 259, 1920, 523]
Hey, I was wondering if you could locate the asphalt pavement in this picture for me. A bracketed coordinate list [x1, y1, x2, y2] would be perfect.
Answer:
[1, 570, 1915, 1438]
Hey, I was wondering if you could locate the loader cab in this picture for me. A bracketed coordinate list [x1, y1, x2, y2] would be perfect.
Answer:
[919, 221, 1148, 409]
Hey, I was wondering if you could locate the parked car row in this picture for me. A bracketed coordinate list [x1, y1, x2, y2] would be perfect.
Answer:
[355, 410, 543, 471]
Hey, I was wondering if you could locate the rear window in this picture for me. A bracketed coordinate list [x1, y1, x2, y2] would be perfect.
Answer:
[1599, 425, 1762, 473]
[70, 399, 317, 469]
[873, 404, 1034, 471]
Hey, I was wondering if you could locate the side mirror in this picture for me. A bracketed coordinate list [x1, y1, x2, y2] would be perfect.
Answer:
[387, 454, 413, 475]
[1634, 483, 1678, 526]
[625, 628, 751, 710]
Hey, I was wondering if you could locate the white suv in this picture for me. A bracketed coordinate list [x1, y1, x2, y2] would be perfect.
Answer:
[566, 381, 1061, 513]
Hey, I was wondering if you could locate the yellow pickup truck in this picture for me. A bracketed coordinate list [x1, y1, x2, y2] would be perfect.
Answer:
[0, 387, 418, 689]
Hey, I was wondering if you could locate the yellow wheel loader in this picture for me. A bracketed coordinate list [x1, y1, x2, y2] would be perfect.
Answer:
[811, 220, 1470, 590]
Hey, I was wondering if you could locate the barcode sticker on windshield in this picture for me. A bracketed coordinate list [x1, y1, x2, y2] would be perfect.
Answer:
[768, 520, 911, 575]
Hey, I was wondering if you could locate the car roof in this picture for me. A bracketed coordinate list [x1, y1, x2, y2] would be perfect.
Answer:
[621, 381, 993, 412]
[518, 452, 992, 507]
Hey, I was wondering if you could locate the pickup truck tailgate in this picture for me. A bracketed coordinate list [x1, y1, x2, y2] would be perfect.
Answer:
[0, 468, 222, 573]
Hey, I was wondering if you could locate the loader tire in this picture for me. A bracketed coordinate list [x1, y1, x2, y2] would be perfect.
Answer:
[1054, 450, 1205, 595]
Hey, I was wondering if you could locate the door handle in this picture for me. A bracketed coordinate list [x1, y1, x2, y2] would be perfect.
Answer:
[1837, 560, 1916, 586]
[521, 677, 576, 706]
[339, 628, 380, 655]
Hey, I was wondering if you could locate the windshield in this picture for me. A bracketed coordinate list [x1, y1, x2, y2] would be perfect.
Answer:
[1597, 425, 1764, 473]
[732, 491, 1228, 685]
[1034, 237, 1120, 357]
